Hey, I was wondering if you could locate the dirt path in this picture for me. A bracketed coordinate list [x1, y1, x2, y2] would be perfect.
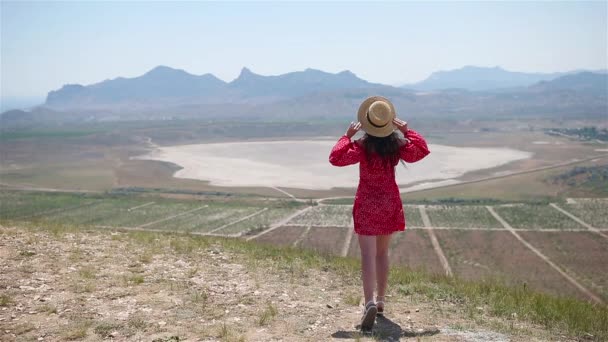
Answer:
[548, 203, 608, 240]
[270, 186, 298, 199]
[127, 202, 155, 211]
[486, 206, 604, 305]
[341, 218, 355, 257]
[419, 205, 453, 277]
[0, 226, 557, 342]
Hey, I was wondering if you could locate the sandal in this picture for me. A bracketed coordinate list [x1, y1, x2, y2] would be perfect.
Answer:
[376, 296, 385, 317]
[360, 300, 377, 331]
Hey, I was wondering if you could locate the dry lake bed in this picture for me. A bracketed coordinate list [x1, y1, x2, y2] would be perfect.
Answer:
[135, 140, 532, 190]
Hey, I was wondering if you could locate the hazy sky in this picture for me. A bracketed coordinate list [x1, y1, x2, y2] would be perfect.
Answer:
[1, 1, 606, 101]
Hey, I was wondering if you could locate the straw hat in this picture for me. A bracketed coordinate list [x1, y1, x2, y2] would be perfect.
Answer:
[357, 96, 396, 137]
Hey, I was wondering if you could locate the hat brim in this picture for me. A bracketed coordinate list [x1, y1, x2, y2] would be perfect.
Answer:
[357, 96, 396, 137]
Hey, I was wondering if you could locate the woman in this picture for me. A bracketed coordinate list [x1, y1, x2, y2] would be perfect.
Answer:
[328, 96, 430, 331]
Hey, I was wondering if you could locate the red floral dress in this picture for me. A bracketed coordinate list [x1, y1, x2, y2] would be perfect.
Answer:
[329, 130, 430, 235]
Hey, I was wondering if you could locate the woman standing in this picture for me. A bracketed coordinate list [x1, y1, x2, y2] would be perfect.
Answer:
[329, 96, 430, 331]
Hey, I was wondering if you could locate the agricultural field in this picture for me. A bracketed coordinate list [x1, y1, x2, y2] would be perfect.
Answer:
[290, 205, 352, 227]
[404, 205, 424, 227]
[562, 198, 608, 228]
[519, 231, 608, 302]
[298, 226, 349, 255]
[493, 204, 584, 230]
[217, 206, 305, 235]
[42, 199, 201, 227]
[0, 191, 100, 220]
[1, 190, 607, 304]
[388, 229, 445, 274]
[424, 205, 502, 229]
[254, 225, 307, 247]
[143, 205, 260, 233]
[434, 230, 588, 300]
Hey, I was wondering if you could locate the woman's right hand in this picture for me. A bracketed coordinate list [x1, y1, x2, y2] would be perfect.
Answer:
[393, 118, 408, 134]
[345, 121, 361, 138]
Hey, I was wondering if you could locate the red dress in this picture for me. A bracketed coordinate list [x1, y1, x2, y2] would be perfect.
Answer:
[329, 130, 430, 235]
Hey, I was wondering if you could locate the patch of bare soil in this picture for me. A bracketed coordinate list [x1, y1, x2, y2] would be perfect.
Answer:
[0, 226, 559, 341]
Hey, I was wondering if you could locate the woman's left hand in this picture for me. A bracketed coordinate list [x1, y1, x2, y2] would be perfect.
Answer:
[345, 122, 361, 138]
[393, 118, 408, 134]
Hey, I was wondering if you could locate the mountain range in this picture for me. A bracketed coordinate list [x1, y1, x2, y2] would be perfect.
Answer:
[402, 65, 577, 91]
[2, 65, 606, 125]
[44, 66, 395, 109]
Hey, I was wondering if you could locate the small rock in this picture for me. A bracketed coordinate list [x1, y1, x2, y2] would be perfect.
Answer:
[38, 338, 43, 341]
[415, 308, 419, 312]
[326, 304, 333, 309]
[158, 321, 166, 326]
[476, 306, 483, 311]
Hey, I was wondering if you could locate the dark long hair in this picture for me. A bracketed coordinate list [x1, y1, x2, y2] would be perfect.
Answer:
[362, 132, 400, 168]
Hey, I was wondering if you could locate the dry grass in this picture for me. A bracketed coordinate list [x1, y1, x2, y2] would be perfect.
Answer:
[257, 302, 278, 326]
[61, 320, 92, 340]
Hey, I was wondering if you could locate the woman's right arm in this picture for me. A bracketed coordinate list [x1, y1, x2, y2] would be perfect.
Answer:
[329, 122, 363, 166]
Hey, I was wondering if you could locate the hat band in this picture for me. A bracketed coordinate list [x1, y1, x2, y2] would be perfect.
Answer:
[366, 111, 388, 128]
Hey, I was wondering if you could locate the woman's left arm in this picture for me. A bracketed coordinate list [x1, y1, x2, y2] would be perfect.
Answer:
[394, 118, 430, 163]
[399, 129, 430, 163]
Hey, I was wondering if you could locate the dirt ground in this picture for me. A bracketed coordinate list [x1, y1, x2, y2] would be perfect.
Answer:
[0, 225, 567, 341]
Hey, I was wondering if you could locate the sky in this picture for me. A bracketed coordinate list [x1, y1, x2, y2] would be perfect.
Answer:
[1, 1, 607, 106]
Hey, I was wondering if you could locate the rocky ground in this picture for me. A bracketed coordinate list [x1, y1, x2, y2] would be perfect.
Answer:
[0, 225, 562, 341]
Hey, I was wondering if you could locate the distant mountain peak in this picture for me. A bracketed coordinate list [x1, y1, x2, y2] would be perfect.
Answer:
[338, 70, 356, 76]
[144, 65, 190, 77]
[238, 67, 257, 77]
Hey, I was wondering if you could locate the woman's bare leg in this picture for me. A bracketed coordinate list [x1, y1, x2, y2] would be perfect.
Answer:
[375, 234, 392, 300]
[357, 234, 377, 305]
